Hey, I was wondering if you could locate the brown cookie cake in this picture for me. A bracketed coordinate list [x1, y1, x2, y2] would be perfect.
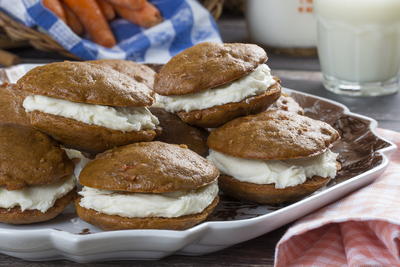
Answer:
[0, 124, 76, 224]
[154, 42, 281, 128]
[76, 141, 219, 230]
[18, 61, 160, 154]
[207, 110, 340, 204]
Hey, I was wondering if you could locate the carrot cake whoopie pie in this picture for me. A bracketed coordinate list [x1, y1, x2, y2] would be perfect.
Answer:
[18, 61, 160, 154]
[207, 110, 340, 204]
[154, 42, 282, 128]
[0, 124, 75, 224]
[76, 141, 219, 230]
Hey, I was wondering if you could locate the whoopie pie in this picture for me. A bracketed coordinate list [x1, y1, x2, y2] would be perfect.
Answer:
[18, 61, 160, 154]
[207, 110, 340, 204]
[76, 141, 220, 230]
[154, 42, 281, 128]
[0, 124, 75, 224]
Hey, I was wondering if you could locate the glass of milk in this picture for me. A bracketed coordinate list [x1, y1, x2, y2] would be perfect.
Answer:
[314, 0, 400, 96]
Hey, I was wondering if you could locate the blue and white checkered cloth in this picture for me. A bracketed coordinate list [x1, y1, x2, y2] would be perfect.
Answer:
[0, 0, 221, 63]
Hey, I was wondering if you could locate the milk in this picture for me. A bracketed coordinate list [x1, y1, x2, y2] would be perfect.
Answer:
[246, 0, 317, 49]
[315, 0, 400, 84]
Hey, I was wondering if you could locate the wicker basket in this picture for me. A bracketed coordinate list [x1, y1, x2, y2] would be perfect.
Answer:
[0, 0, 225, 59]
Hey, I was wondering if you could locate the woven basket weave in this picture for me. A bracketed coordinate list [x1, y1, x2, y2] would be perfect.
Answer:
[0, 0, 224, 59]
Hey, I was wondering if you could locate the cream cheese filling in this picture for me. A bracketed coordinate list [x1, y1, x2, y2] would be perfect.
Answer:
[78, 182, 218, 218]
[156, 64, 276, 112]
[0, 175, 76, 213]
[23, 95, 159, 132]
[207, 150, 338, 189]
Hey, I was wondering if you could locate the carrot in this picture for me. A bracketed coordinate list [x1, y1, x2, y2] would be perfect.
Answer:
[97, 0, 116, 21]
[63, 0, 116, 48]
[114, 2, 162, 28]
[62, 3, 84, 35]
[106, 0, 146, 10]
[42, 0, 66, 22]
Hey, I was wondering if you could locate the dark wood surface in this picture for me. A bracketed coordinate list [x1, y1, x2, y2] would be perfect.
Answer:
[0, 17, 399, 267]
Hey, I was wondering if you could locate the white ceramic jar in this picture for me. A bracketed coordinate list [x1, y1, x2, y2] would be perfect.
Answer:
[246, 0, 317, 56]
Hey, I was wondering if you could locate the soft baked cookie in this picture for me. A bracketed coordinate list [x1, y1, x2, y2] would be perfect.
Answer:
[150, 107, 209, 156]
[207, 110, 340, 204]
[0, 124, 76, 224]
[0, 83, 30, 126]
[154, 42, 281, 128]
[76, 141, 219, 230]
[18, 61, 160, 154]
[89, 59, 156, 89]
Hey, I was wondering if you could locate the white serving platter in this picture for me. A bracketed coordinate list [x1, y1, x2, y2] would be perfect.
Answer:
[0, 64, 396, 262]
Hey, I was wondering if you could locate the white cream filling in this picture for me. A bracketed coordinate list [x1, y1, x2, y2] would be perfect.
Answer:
[63, 148, 91, 178]
[23, 95, 159, 132]
[156, 64, 276, 112]
[207, 150, 338, 189]
[0, 175, 76, 213]
[78, 182, 218, 218]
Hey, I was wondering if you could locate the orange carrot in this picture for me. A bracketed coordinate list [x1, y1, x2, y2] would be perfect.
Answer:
[63, 0, 116, 48]
[43, 0, 66, 22]
[62, 3, 84, 35]
[114, 2, 162, 28]
[97, 0, 116, 21]
[106, 0, 146, 10]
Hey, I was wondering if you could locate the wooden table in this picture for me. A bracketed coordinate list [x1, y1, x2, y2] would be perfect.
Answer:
[1, 17, 399, 267]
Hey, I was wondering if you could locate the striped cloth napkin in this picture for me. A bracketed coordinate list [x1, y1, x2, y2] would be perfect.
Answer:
[275, 128, 400, 266]
[0, 0, 221, 63]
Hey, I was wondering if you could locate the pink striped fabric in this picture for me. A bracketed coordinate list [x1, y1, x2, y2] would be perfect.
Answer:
[275, 128, 400, 267]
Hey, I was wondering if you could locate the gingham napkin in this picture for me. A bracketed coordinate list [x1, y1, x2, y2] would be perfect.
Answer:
[0, 0, 221, 63]
[275, 128, 400, 267]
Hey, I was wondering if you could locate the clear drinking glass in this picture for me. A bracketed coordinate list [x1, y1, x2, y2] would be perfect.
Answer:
[314, 0, 400, 96]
